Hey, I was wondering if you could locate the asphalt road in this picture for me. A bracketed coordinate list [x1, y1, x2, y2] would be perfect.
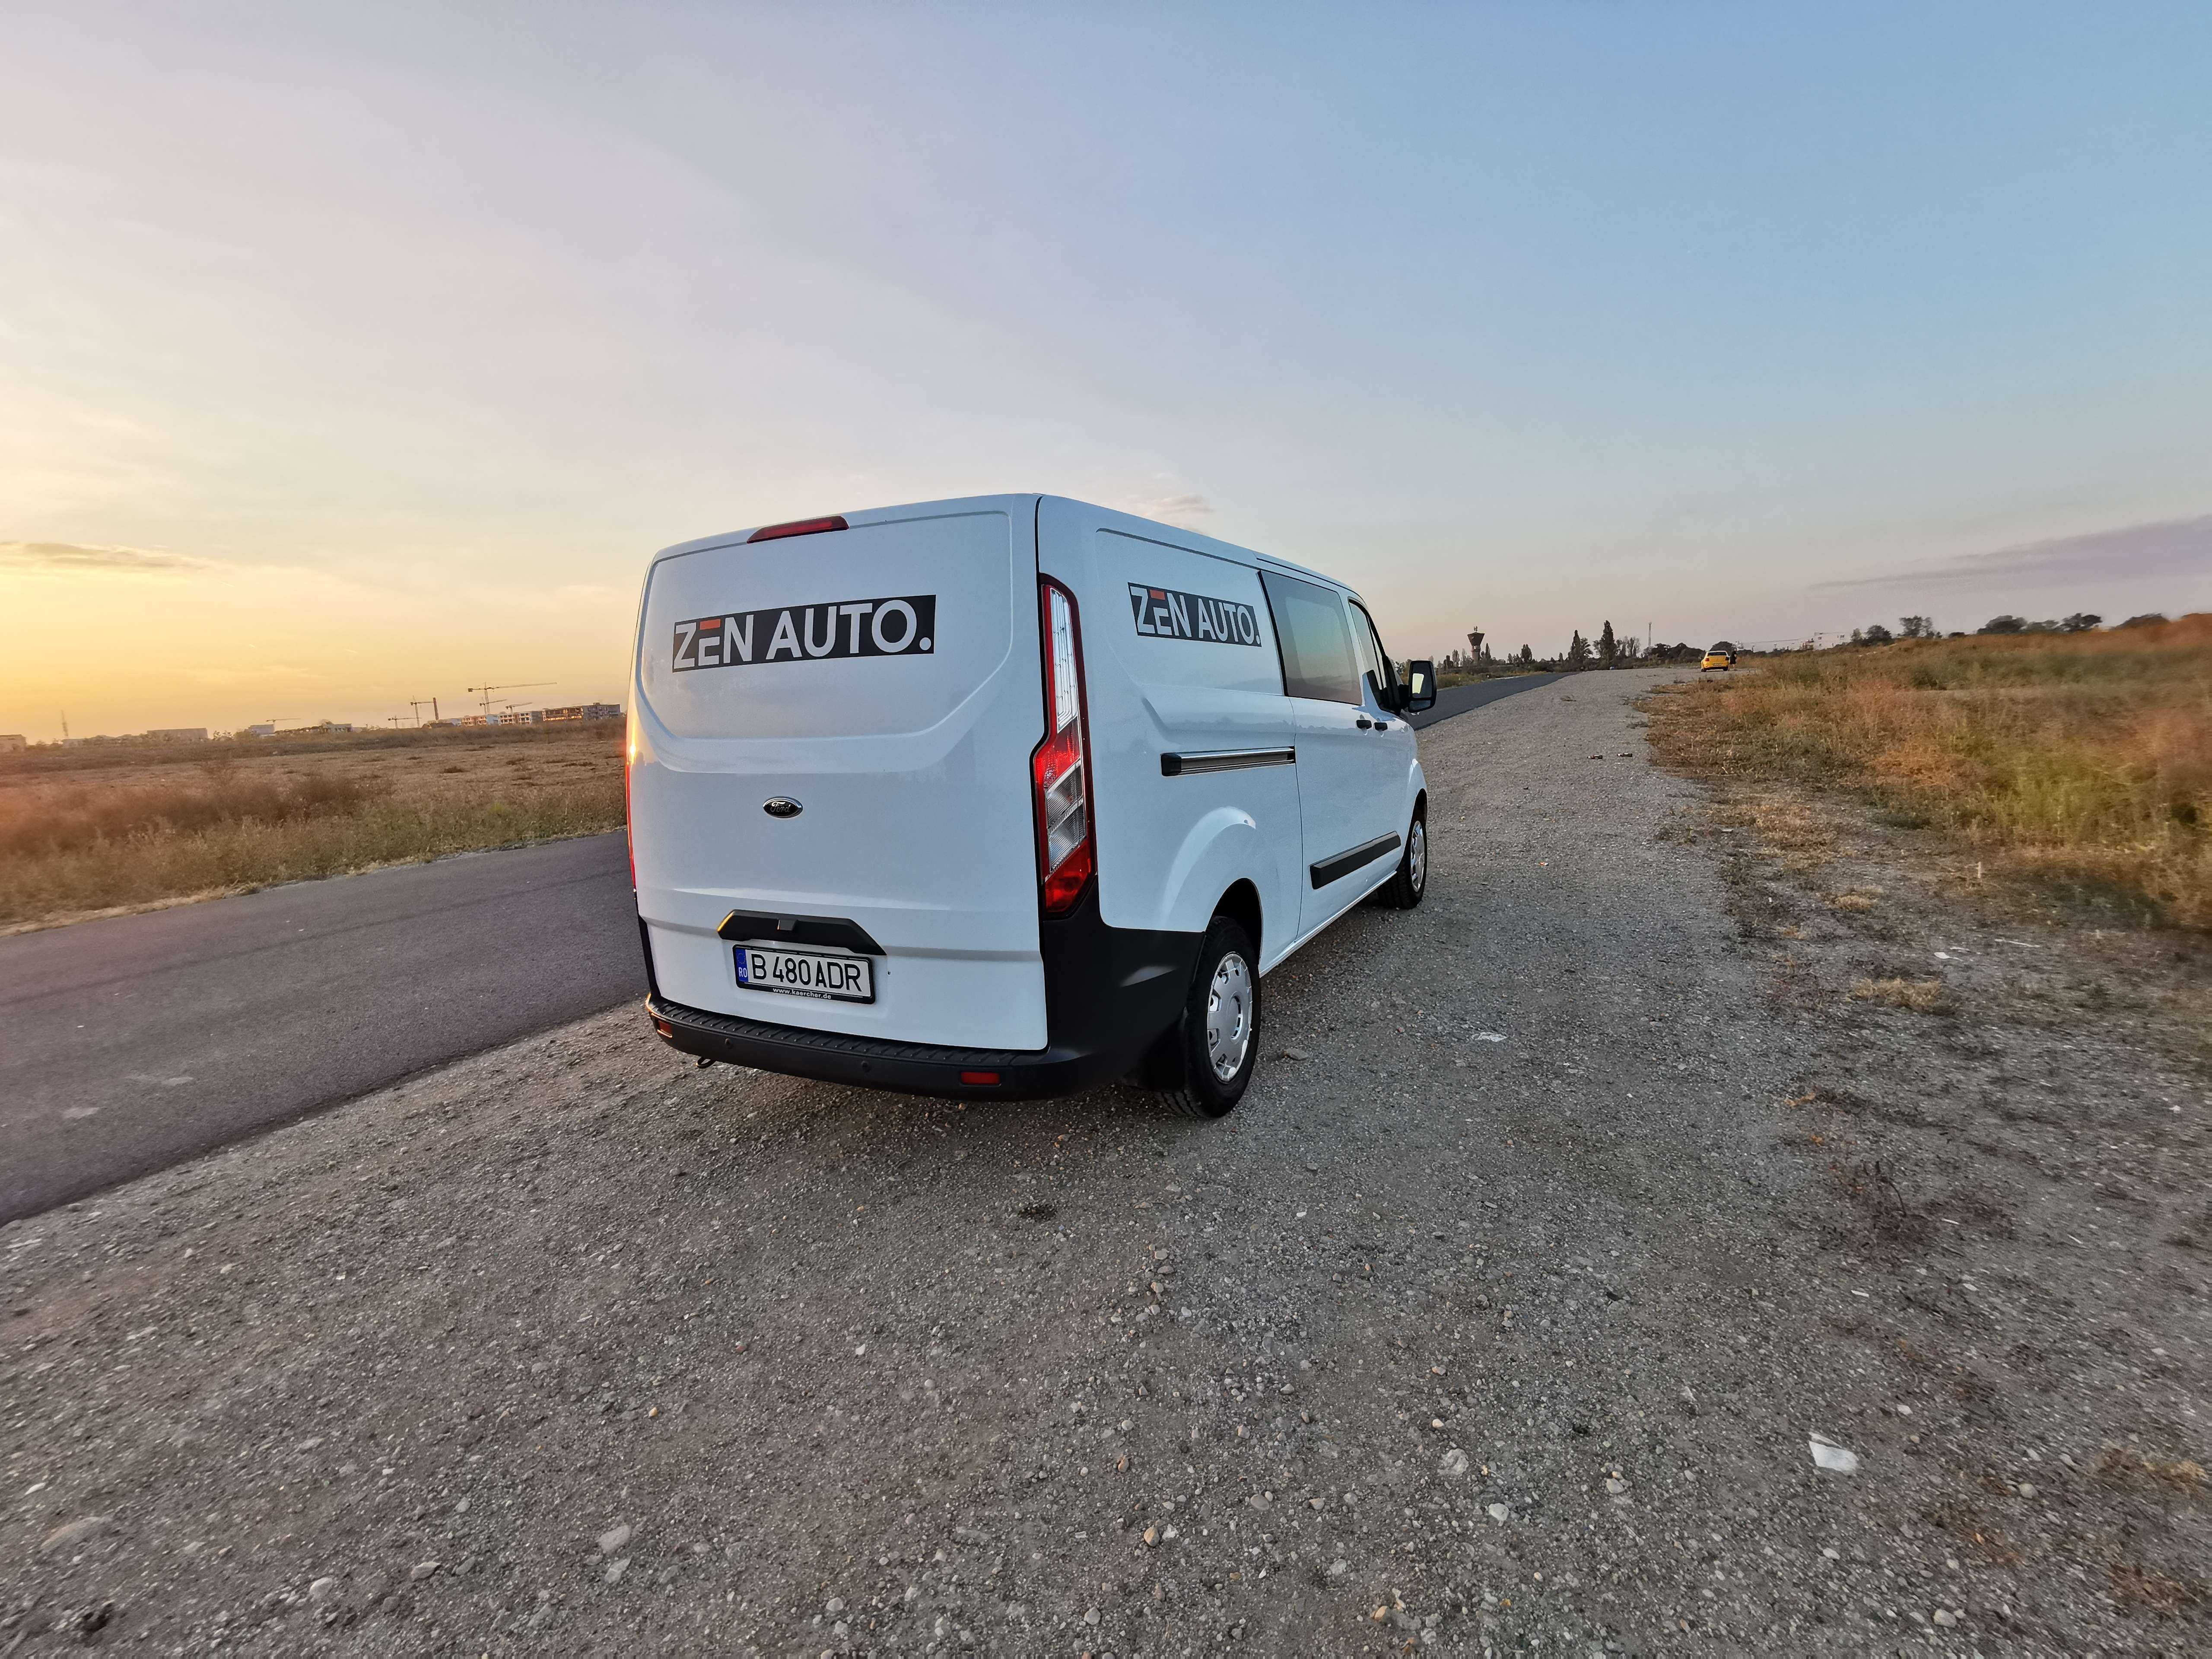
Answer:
[0, 676, 1554, 1227]
[1405, 671, 1564, 729]
[0, 833, 640, 1224]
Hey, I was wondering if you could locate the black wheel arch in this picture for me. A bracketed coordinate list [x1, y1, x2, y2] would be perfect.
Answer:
[1213, 877, 1264, 967]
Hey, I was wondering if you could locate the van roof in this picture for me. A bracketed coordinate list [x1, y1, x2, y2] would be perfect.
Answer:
[650, 494, 1357, 597]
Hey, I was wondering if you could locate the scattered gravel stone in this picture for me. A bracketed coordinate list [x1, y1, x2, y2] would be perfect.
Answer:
[1439, 1448, 1470, 1477]
[38, 1516, 112, 1555]
[597, 1523, 632, 1555]
[408, 1560, 440, 1582]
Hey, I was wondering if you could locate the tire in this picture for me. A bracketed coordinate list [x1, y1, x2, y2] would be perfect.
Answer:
[1147, 916, 1261, 1119]
[1378, 807, 1427, 909]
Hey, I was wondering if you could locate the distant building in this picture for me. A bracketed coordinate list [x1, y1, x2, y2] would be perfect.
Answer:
[493, 709, 542, 726]
[0, 734, 24, 752]
[541, 702, 621, 722]
[145, 727, 210, 743]
[245, 723, 278, 737]
[439, 715, 490, 728]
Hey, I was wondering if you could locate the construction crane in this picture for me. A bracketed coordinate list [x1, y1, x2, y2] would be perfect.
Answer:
[407, 697, 443, 726]
[464, 681, 553, 721]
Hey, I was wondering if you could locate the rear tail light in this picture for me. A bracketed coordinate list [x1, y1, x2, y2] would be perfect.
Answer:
[747, 515, 849, 543]
[960, 1070, 1001, 1087]
[1031, 577, 1093, 915]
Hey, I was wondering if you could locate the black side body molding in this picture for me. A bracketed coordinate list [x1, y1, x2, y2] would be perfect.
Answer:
[1160, 747, 1296, 777]
[1309, 832, 1402, 889]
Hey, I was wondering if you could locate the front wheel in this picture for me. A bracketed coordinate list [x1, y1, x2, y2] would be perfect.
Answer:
[1148, 916, 1260, 1119]
[1378, 809, 1427, 909]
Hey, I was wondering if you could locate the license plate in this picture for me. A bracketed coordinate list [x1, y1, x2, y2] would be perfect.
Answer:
[734, 945, 875, 1003]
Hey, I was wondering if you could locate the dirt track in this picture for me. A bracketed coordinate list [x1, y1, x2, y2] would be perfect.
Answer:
[4, 667, 2205, 1656]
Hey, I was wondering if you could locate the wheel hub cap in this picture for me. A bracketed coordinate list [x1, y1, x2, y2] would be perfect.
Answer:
[1409, 820, 1427, 891]
[1205, 953, 1253, 1082]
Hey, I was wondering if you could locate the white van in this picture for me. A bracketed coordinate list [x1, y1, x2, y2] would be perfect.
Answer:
[627, 495, 1435, 1116]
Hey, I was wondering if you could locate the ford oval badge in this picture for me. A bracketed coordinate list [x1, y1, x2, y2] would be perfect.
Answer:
[762, 798, 803, 819]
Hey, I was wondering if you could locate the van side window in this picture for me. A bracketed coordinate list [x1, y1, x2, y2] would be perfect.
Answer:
[1259, 571, 1363, 704]
[1347, 601, 1398, 706]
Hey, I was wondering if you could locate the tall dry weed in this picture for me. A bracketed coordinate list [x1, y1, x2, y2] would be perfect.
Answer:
[1650, 616, 2212, 925]
[0, 773, 623, 926]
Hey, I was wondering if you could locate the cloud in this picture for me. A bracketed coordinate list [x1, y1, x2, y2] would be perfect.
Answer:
[1122, 492, 1216, 528]
[1818, 514, 2212, 592]
[0, 540, 203, 572]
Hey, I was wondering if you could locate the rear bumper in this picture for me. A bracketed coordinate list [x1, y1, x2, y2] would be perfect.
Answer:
[642, 880, 1200, 1100]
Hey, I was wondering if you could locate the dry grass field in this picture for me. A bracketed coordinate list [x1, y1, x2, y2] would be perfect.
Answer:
[0, 722, 624, 931]
[1646, 615, 2212, 926]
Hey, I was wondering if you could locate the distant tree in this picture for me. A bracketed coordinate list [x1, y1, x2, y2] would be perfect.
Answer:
[2060, 612, 2103, 632]
[1597, 620, 1618, 667]
[1860, 623, 1895, 645]
[1565, 630, 1591, 671]
[1621, 635, 1640, 662]
[2118, 613, 2168, 629]
[1978, 615, 2027, 635]
[1898, 615, 1935, 638]
[1516, 643, 1535, 665]
[1848, 627, 1864, 645]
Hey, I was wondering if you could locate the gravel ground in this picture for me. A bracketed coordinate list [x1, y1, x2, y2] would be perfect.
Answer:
[3, 667, 2204, 1656]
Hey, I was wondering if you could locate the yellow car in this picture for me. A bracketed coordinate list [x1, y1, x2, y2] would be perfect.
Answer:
[1700, 647, 1737, 672]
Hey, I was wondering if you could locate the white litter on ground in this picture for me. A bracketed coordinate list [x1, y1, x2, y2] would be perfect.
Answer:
[1808, 1437, 1859, 1474]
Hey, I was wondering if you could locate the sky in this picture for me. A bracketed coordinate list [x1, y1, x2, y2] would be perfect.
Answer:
[3, 1, 2209, 739]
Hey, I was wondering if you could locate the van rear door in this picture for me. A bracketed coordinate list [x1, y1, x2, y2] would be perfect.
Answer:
[629, 498, 1046, 1050]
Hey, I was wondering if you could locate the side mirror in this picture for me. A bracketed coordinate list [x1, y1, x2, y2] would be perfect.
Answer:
[1403, 660, 1437, 714]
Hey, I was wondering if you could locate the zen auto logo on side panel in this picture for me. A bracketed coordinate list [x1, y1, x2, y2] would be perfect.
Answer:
[1127, 583, 1263, 647]
[672, 594, 935, 672]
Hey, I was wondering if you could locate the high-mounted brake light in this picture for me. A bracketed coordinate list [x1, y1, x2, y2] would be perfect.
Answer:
[1031, 577, 1093, 915]
[747, 515, 849, 543]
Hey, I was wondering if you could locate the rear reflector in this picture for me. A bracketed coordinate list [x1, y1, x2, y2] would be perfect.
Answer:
[653, 1019, 675, 1039]
[747, 515, 849, 543]
[960, 1071, 1001, 1086]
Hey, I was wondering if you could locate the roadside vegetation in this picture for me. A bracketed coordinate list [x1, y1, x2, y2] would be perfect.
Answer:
[1646, 614, 2212, 927]
[1437, 619, 1742, 684]
[0, 723, 624, 930]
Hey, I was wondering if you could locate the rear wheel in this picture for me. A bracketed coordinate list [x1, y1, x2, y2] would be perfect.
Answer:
[1378, 807, 1427, 909]
[1148, 916, 1260, 1119]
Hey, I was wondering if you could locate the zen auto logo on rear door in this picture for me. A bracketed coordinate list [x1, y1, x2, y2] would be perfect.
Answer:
[1128, 584, 1262, 647]
[673, 594, 935, 671]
